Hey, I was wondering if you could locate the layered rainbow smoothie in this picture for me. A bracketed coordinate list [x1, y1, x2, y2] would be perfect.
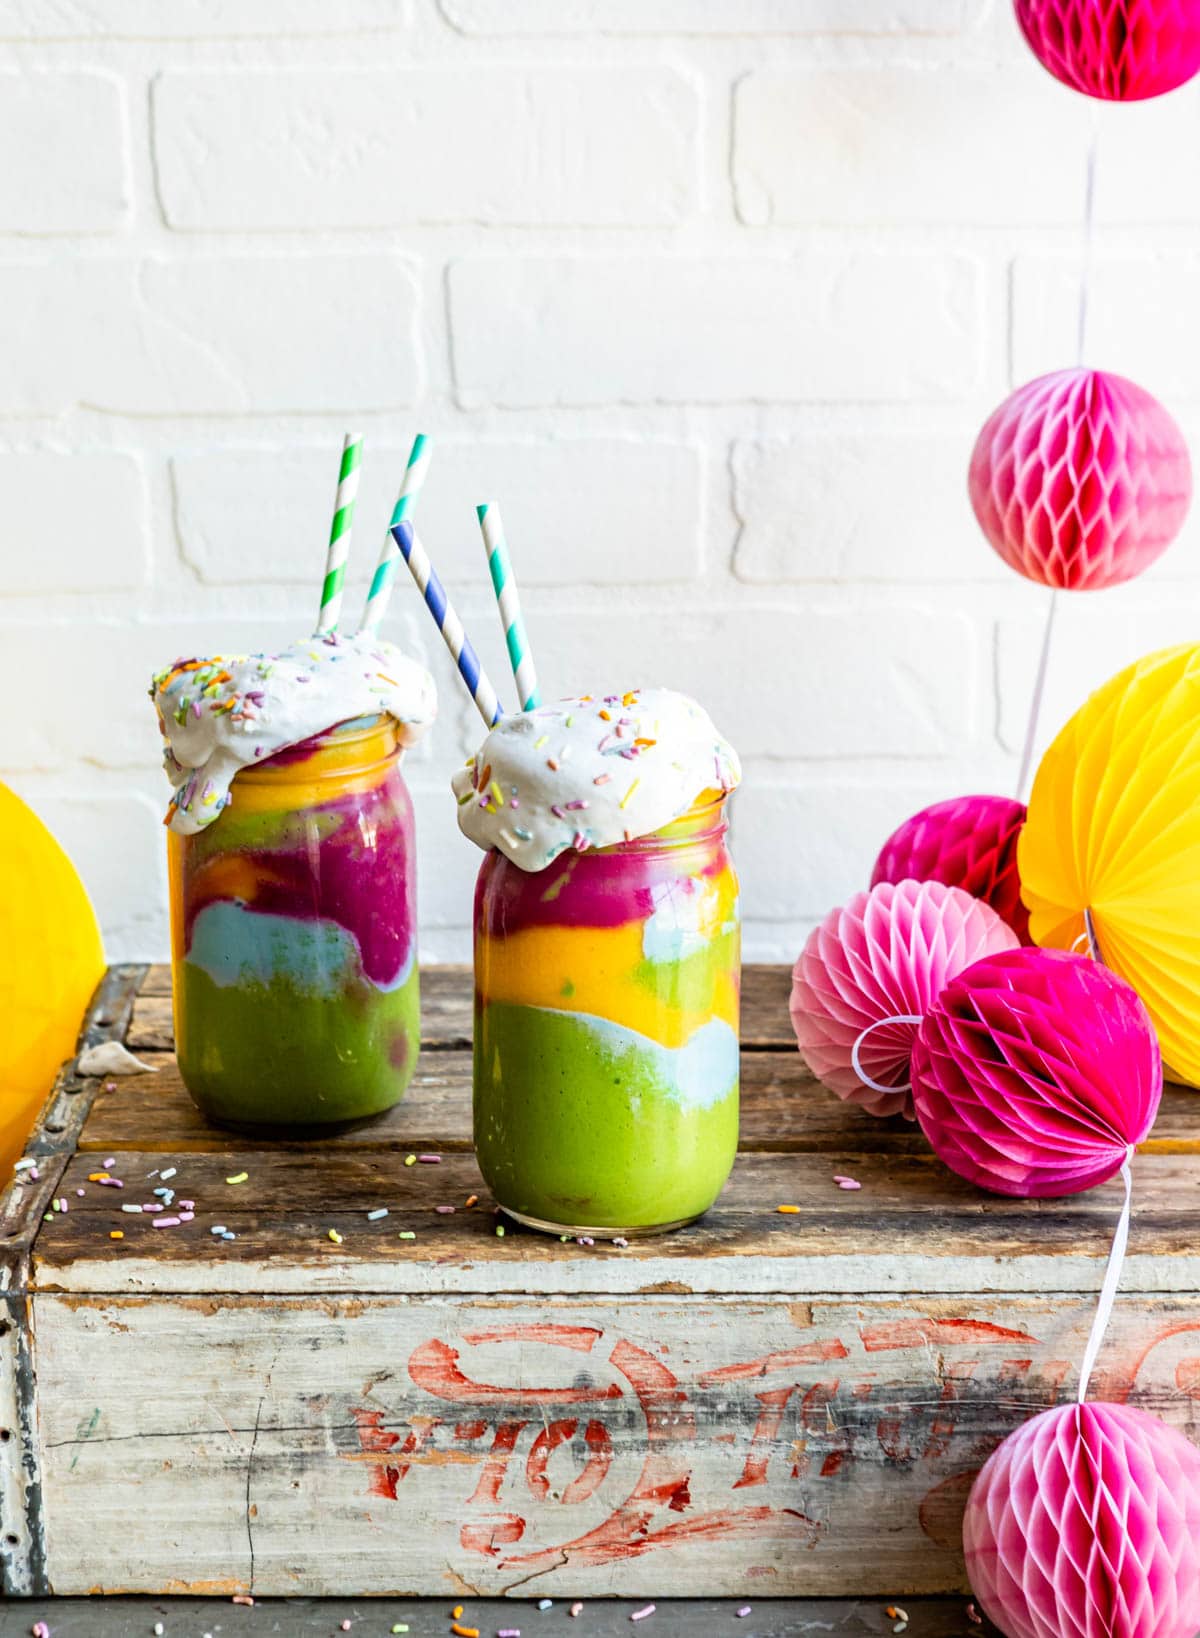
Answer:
[455, 689, 741, 1232]
[152, 634, 435, 1132]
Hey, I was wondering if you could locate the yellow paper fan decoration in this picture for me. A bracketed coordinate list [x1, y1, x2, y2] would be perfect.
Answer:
[1019, 643, 1200, 1087]
[0, 785, 105, 1172]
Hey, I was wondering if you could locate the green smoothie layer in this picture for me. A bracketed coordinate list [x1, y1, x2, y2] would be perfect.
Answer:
[474, 1000, 739, 1228]
[176, 959, 420, 1130]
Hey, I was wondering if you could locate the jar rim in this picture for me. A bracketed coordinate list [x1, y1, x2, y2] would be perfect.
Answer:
[592, 789, 729, 854]
[235, 713, 400, 783]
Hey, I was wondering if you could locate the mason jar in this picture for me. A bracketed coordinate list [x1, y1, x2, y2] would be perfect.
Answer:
[472, 795, 740, 1234]
[168, 714, 419, 1133]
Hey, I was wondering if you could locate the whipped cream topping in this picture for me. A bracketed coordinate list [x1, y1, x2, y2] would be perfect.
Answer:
[151, 632, 436, 835]
[452, 687, 740, 870]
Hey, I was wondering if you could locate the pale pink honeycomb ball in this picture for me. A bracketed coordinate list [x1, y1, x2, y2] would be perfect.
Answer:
[969, 368, 1191, 590]
[965, 1402, 1200, 1638]
[789, 879, 1019, 1121]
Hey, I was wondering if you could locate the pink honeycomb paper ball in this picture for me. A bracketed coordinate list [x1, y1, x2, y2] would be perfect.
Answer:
[871, 795, 1030, 944]
[969, 368, 1191, 590]
[911, 947, 1161, 1198]
[1016, 0, 1200, 100]
[790, 879, 1019, 1121]
[965, 1402, 1200, 1638]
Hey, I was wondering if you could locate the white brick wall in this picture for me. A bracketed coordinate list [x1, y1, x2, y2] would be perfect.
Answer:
[3, 0, 1198, 967]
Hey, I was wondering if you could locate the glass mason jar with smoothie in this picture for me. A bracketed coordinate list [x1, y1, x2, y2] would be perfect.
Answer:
[150, 633, 435, 1134]
[453, 687, 741, 1235]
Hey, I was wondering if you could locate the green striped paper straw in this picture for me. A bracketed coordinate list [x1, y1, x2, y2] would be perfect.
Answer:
[314, 433, 363, 636]
[359, 433, 431, 634]
[478, 501, 540, 711]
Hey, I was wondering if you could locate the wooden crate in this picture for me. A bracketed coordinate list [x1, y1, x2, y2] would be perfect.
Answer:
[3, 964, 1200, 1601]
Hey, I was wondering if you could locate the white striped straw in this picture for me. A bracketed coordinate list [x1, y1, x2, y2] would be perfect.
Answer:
[390, 519, 502, 727]
[478, 502, 540, 711]
[359, 433, 432, 634]
[314, 433, 363, 636]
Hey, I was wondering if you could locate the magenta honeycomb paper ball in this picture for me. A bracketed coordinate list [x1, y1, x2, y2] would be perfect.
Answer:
[871, 795, 1030, 944]
[964, 1402, 1200, 1638]
[969, 368, 1191, 590]
[790, 880, 1019, 1121]
[1016, 0, 1200, 100]
[911, 947, 1161, 1197]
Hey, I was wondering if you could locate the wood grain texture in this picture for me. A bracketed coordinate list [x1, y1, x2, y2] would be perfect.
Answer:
[77, 1050, 924, 1158]
[0, 1596, 995, 1637]
[126, 964, 799, 1054]
[75, 1052, 1200, 1161]
[33, 1291, 1200, 1598]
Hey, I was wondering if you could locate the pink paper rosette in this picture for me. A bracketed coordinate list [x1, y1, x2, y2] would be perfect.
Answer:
[871, 795, 1030, 944]
[1016, 0, 1200, 101]
[911, 947, 1162, 1197]
[790, 880, 1019, 1120]
[964, 1402, 1200, 1638]
[968, 368, 1191, 590]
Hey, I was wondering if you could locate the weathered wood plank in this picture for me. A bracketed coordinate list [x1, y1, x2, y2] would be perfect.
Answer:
[1, 966, 148, 1272]
[77, 1051, 932, 1158]
[74, 1049, 1200, 1163]
[0, 1597, 992, 1636]
[27, 963, 1200, 1600]
[126, 964, 800, 1054]
[0, 964, 145, 1598]
[138, 964, 172, 998]
[33, 1290, 1200, 1598]
[30, 1147, 1194, 1297]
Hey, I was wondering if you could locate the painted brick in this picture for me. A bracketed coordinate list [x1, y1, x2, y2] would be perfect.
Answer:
[475, 605, 977, 760]
[2, 453, 147, 596]
[996, 595, 1200, 765]
[9, 784, 168, 964]
[1011, 253, 1200, 401]
[438, 0, 975, 35]
[734, 67, 1087, 227]
[0, 617, 403, 773]
[1091, 83, 1200, 224]
[449, 255, 982, 407]
[153, 67, 698, 230]
[171, 439, 702, 589]
[0, 255, 419, 416]
[731, 430, 996, 583]
[409, 782, 487, 933]
[731, 778, 956, 923]
[0, 0, 409, 37]
[0, 72, 128, 233]
[0, 609, 442, 773]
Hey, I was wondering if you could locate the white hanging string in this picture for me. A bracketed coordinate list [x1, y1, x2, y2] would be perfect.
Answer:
[1077, 1149, 1135, 1403]
[1069, 908, 1103, 962]
[1016, 588, 1059, 802]
[850, 1013, 926, 1096]
[1015, 107, 1101, 807]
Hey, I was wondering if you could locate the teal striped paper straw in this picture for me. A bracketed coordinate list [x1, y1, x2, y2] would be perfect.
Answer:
[314, 433, 363, 635]
[359, 433, 432, 634]
[478, 502, 540, 711]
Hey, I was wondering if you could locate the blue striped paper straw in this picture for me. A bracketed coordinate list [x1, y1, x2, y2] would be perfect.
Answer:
[477, 502, 540, 711]
[359, 433, 432, 634]
[390, 519, 503, 726]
